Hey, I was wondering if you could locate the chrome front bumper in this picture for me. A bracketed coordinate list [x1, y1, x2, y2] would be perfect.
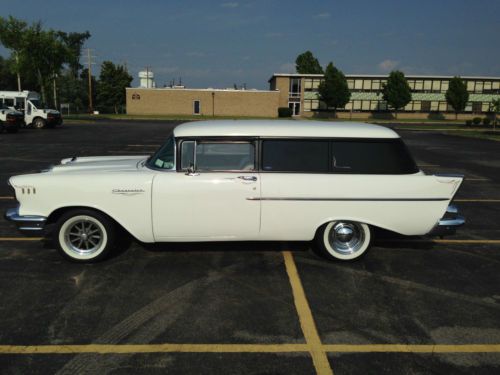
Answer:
[429, 204, 465, 237]
[4, 206, 47, 235]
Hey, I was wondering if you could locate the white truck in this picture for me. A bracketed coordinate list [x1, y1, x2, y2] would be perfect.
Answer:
[0, 91, 63, 129]
[0, 103, 23, 133]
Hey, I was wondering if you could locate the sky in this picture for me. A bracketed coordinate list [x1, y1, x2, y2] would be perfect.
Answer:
[1, 0, 500, 89]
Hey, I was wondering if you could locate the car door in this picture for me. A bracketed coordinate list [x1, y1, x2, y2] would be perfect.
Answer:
[152, 139, 261, 241]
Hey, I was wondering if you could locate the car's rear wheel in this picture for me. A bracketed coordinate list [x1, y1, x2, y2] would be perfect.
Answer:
[54, 209, 116, 263]
[315, 221, 371, 261]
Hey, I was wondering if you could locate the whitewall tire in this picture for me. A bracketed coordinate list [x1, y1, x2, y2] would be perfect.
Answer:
[55, 209, 116, 263]
[315, 221, 371, 261]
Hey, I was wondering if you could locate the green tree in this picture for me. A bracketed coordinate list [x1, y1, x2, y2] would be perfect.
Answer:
[381, 70, 411, 118]
[317, 62, 350, 114]
[490, 98, 500, 131]
[97, 61, 132, 113]
[0, 55, 17, 90]
[445, 76, 469, 120]
[0, 16, 29, 90]
[56, 31, 91, 77]
[295, 51, 323, 74]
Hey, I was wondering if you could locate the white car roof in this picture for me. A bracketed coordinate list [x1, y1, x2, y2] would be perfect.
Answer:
[173, 120, 399, 139]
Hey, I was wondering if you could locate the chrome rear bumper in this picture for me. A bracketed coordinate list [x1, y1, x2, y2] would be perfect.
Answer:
[4, 205, 47, 235]
[429, 204, 465, 237]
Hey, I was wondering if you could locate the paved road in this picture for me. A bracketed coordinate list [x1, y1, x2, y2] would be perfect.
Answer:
[0, 121, 498, 374]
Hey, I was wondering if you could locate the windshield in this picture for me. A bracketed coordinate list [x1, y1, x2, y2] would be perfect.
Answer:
[29, 99, 44, 109]
[147, 136, 175, 169]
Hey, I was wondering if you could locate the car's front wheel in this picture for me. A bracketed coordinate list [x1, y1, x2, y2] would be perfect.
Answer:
[33, 118, 46, 129]
[315, 221, 371, 261]
[54, 209, 116, 263]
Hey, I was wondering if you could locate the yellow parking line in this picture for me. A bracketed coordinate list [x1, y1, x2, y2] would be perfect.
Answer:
[0, 343, 309, 354]
[283, 251, 333, 375]
[1, 343, 498, 355]
[0, 196, 14, 200]
[466, 178, 490, 181]
[323, 344, 500, 353]
[0, 237, 43, 241]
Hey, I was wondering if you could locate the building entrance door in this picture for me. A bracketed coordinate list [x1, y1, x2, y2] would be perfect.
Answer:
[288, 102, 301, 116]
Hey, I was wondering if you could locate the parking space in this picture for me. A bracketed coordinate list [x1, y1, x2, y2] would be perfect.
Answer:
[0, 122, 499, 374]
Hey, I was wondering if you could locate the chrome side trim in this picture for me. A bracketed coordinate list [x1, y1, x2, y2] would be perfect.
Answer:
[246, 197, 449, 202]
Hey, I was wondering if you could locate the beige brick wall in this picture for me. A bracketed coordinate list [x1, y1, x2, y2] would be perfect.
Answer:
[126, 88, 280, 117]
[271, 77, 290, 108]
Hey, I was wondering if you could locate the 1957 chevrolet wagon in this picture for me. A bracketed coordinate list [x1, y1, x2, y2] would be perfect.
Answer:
[5, 120, 464, 262]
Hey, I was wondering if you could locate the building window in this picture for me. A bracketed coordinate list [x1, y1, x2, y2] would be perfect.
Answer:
[475, 81, 483, 93]
[471, 102, 482, 113]
[432, 80, 441, 92]
[421, 101, 431, 112]
[372, 80, 381, 91]
[347, 80, 354, 90]
[354, 80, 363, 90]
[415, 80, 423, 91]
[289, 78, 301, 97]
[467, 81, 475, 92]
[423, 80, 432, 92]
[193, 100, 201, 114]
[438, 102, 447, 112]
[441, 81, 449, 92]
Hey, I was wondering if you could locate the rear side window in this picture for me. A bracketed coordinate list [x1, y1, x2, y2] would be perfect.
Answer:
[187, 141, 255, 171]
[331, 139, 418, 174]
[262, 140, 329, 172]
[261, 138, 418, 174]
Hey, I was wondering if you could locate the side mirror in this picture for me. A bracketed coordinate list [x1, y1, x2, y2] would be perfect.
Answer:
[185, 163, 199, 176]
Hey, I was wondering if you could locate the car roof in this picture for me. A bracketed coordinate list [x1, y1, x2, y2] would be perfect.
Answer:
[173, 120, 399, 139]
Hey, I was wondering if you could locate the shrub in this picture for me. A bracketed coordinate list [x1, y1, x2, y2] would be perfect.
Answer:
[482, 117, 491, 126]
[278, 107, 293, 117]
[465, 119, 473, 126]
[472, 117, 482, 125]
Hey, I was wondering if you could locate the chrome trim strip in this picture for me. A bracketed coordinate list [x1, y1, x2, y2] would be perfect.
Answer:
[246, 197, 449, 202]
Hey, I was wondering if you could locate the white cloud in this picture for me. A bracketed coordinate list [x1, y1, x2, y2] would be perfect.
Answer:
[278, 62, 295, 73]
[221, 2, 239, 8]
[314, 12, 331, 19]
[378, 59, 399, 72]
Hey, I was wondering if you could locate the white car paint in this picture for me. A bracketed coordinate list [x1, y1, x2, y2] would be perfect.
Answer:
[8, 120, 463, 244]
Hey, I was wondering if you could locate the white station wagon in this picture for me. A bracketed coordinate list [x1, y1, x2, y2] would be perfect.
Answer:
[5, 120, 464, 262]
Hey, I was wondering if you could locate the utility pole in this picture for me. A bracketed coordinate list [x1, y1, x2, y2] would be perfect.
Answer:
[84, 48, 96, 113]
[53, 74, 58, 109]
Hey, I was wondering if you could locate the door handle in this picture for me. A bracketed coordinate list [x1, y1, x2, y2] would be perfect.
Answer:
[238, 175, 257, 182]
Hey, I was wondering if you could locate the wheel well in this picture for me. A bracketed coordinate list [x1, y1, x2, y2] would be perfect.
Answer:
[47, 206, 128, 234]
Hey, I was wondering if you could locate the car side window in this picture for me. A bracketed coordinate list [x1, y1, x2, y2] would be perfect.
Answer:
[181, 141, 195, 170]
[181, 141, 255, 171]
[262, 140, 329, 173]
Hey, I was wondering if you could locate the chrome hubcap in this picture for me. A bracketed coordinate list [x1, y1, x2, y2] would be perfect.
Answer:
[64, 220, 103, 255]
[328, 222, 365, 255]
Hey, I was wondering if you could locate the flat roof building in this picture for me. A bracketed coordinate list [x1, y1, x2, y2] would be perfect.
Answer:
[126, 72, 500, 119]
[269, 73, 500, 117]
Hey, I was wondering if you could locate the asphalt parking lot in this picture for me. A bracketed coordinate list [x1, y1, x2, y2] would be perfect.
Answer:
[0, 120, 499, 374]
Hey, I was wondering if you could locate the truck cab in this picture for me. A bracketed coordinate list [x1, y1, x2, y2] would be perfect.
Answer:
[0, 103, 23, 133]
[0, 90, 62, 129]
